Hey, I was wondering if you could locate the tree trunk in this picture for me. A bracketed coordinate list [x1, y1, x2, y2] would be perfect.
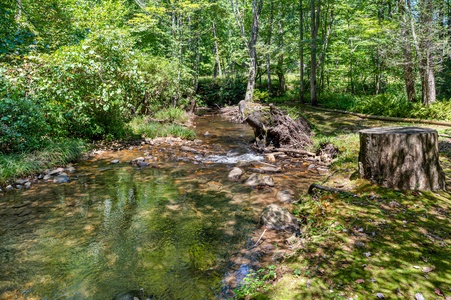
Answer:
[310, 0, 320, 106]
[276, 18, 286, 94]
[244, 0, 263, 102]
[267, 0, 274, 93]
[358, 127, 446, 191]
[299, 0, 305, 103]
[212, 21, 222, 83]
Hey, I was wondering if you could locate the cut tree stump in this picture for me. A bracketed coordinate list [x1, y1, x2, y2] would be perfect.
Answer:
[358, 127, 446, 191]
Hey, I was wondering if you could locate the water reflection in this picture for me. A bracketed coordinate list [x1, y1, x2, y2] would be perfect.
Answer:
[0, 161, 255, 299]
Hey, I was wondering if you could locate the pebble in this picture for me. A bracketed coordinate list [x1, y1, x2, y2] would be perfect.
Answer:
[376, 293, 385, 299]
[355, 241, 365, 247]
[111, 159, 120, 164]
[6, 185, 14, 191]
[24, 182, 31, 189]
[415, 293, 424, 300]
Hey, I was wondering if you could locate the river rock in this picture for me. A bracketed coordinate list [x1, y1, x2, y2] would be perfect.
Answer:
[24, 182, 31, 189]
[248, 166, 281, 174]
[43, 174, 51, 181]
[65, 166, 76, 173]
[180, 146, 199, 154]
[265, 153, 276, 163]
[130, 157, 145, 165]
[48, 167, 65, 176]
[137, 161, 149, 167]
[260, 204, 299, 233]
[276, 189, 294, 203]
[111, 159, 120, 164]
[244, 173, 274, 187]
[6, 185, 14, 191]
[53, 173, 70, 183]
[16, 185, 23, 189]
[228, 167, 243, 181]
[15, 179, 28, 185]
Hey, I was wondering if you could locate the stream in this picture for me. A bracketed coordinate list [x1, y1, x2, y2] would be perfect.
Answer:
[0, 113, 317, 300]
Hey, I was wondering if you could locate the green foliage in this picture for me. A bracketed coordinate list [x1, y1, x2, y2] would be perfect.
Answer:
[234, 265, 277, 299]
[252, 89, 270, 102]
[0, 67, 51, 153]
[0, 139, 86, 184]
[154, 107, 190, 123]
[32, 29, 193, 140]
[128, 116, 196, 140]
[197, 77, 246, 106]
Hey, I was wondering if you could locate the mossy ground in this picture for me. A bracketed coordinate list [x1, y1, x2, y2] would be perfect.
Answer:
[236, 106, 451, 299]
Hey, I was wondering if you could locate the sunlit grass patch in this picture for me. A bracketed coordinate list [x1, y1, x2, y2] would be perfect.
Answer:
[260, 181, 451, 299]
[128, 116, 196, 140]
[0, 139, 86, 185]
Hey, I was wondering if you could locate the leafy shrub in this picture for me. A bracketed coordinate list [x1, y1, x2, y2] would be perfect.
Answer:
[154, 107, 190, 123]
[252, 89, 270, 102]
[0, 68, 52, 153]
[35, 29, 193, 140]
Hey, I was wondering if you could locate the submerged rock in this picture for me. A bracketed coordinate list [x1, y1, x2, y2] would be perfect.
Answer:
[228, 167, 243, 181]
[276, 189, 294, 203]
[53, 173, 70, 183]
[112, 289, 153, 300]
[244, 173, 274, 187]
[260, 204, 299, 233]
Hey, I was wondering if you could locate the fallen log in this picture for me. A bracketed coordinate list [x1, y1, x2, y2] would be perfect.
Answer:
[306, 106, 451, 127]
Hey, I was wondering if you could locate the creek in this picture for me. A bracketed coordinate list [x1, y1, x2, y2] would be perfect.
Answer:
[0, 113, 317, 299]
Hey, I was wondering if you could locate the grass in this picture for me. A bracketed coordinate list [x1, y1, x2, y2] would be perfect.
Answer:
[0, 139, 86, 185]
[153, 107, 190, 123]
[127, 116, 196, 140]
[234, 105, 451, 299]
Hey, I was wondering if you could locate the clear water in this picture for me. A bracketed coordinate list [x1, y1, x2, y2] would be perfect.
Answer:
[0, 115, 260, 300]
[0, 114, 316, 300]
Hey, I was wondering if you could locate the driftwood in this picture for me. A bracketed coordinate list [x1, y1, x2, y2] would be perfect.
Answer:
[308, 183, 354, 196]
[276, 147, 316, 157]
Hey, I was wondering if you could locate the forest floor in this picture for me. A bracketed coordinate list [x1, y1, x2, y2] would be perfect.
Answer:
[237, 105, 451, 300]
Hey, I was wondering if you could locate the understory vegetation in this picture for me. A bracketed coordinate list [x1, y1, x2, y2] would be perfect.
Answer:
[233, 107, 451, 300]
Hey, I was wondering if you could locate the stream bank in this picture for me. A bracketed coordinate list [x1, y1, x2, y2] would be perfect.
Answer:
[0, 109, 327, 300]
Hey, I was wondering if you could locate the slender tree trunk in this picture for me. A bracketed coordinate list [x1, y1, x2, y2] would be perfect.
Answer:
[276, 18, 286, 94]
[267, 0, 274, 93]
[400, 0, 416, 102]
[212, 21, 222, 83]
[318, 4, 333, 95]
[230, 0, 263, 102]
[299, 0, 305, 103]
[418, 0, 436, 106]
[310, 0, 320, 106]
[244, 0, 263, 102]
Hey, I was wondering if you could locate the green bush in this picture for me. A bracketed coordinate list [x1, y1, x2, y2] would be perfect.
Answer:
[154, 107, 190, 123]
[0, 68, 52, 153]
[34, 29, 193, 140]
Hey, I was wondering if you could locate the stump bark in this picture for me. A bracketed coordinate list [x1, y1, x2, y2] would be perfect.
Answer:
[358, 127, 446, 191]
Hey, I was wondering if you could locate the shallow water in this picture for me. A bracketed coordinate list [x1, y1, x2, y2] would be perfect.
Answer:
[0, 114, 316, 300]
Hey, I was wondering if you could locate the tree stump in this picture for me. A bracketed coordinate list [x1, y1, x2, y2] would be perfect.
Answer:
[358, 127, 446, 191]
